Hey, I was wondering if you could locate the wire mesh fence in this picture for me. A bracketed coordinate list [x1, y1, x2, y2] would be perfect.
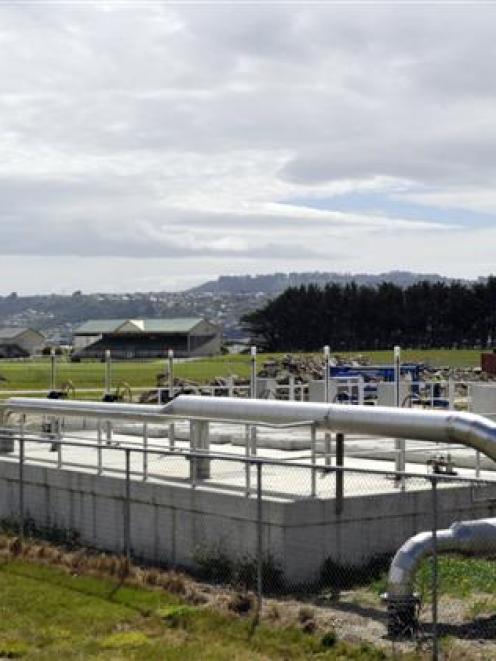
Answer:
[0, 416, 495, 659]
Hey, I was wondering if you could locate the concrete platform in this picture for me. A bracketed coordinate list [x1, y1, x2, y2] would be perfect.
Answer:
[1, 422, 495, 585]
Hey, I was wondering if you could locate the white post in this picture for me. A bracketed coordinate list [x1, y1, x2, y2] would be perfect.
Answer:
[227, 375, 234, 398]
[104, 349, 111, 396]
[168, 348, 175, 448]
[448, 372, 455, 410]
[289, 374, 295, 401]
[323, 345, 330, 403]
[250, 345, 257, 399]
[104, 350, 112, 442]
[310, 424, 317, 497]
[394, 345, 405, 486]
[143, 422, 148, 481]
[323, 345, 331, 464]
[50, 347, 57, 391]
[249, 346, 257, 446]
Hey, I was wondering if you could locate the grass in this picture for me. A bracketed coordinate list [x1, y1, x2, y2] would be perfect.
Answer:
[0, 559, 389, 660]
[0, 349, 482, 396]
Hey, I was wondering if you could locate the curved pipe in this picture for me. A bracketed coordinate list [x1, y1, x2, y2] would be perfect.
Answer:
[387, 517, 496, 599]
[5, 394, 496, 463]
[385, 517, 496, 636]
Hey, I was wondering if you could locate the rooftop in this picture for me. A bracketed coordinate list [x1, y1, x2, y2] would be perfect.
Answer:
[75, 318, 207, 335]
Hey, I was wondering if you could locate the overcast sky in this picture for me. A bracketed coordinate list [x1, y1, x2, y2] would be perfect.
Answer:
[1, 1, 496, 294]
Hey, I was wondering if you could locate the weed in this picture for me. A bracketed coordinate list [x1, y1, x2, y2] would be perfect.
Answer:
[321, 629, 338, 648]
[0, 640, 30, 658]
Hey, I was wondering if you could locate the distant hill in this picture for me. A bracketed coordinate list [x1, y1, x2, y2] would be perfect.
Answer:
[188, 271, 456, 295]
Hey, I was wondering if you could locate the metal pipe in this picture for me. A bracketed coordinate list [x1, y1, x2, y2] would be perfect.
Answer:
[8, 394, 496, 464]
[385, 517, 496, 636]
[6, 398, 165, 422]
[163, 396, 496, 463]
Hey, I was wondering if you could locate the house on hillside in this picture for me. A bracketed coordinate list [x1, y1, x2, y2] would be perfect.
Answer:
[72, 318, 221, 360]
[0, 327, 46, 358]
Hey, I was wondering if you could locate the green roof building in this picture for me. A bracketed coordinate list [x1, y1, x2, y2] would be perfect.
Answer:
[73, 318, 221, 359]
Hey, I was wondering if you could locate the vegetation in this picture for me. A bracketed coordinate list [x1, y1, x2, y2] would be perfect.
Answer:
[242, 279, 496, 351]
[0, 559, 389, 660]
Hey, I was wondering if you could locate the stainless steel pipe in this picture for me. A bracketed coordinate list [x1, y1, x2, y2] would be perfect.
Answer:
[385, 518, 496, 635]
[5, 398, 165, 423]
[163, 396, 496, 463]
[6, 394, 496, 463]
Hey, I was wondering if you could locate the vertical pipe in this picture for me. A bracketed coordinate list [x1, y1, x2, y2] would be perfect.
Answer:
[97, 420, 103, 475]
[19, 416, 25, 540]
[335, 432, 344, 515]
[143, 422, 148, 481]
[256, 461, 263, 624]
[50, 347, 56, 391]
[227, 375, 234, 398]
[168, 349, 175, 449]
[431, 477, 439, 661]
[310, 424, 317, 498]
[124, 448, 131, 567]
[476, 450, 481, 479]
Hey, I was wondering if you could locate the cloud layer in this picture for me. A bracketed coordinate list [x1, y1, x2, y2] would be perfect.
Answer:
[1, 2, 496, 293]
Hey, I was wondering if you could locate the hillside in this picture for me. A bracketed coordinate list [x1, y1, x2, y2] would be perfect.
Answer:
[188, 270, 455, 295]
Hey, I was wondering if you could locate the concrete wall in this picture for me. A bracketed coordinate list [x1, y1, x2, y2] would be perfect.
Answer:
[0, 461, 495, 585]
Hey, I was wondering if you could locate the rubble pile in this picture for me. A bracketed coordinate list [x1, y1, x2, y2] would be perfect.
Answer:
[138, 353, 496, 404]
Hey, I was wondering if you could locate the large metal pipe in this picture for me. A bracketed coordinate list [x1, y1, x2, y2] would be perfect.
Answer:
[6, 395, 496, 463]
[385, 518, 496, 635]
[163, 396, 496, 463]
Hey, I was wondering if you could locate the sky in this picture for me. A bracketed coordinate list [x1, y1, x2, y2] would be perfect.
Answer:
[1, 1, 496, 294]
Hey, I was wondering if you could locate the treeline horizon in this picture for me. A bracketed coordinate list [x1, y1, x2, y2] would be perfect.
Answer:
[241, 278, 496, 351]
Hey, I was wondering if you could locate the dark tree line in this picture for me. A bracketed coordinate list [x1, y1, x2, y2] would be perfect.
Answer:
[241, 278, 496, 351]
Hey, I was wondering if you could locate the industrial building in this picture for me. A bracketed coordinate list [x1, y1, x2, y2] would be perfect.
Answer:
[72, 318, 221, 359]
[0, 327, 46, 358]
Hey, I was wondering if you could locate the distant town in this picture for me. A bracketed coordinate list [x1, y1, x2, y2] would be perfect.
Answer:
[0, 270, 473, 345]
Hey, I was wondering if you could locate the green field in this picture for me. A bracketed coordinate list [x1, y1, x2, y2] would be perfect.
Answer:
[0, 349, 482, 396]
[0, 559, 386, 660]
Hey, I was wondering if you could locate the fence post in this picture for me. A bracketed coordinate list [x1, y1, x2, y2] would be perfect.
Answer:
[97, 420, 103, 475]
[124, 448, 131, 568]
[310, 424, 317, 497]
[256, 461, 263, 623]
[244, 425, 251, 496]
[335, 432, 344, 514]
[168, 349, 175, 449]
[143, 422, 148, 481]
[19, 416, 25, 540]
[431, 476, 439, 661]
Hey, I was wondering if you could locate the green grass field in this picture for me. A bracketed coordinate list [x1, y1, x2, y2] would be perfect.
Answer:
[0, 559, 386, 660]
[0, 349, 482, 396]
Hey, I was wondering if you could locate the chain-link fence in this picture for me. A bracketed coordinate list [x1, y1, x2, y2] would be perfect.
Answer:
[0, 414, 495, 659]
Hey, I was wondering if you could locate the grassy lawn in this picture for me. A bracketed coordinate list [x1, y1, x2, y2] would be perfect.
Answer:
[0, 559, 387, 660]
[0, 349, 482, 395]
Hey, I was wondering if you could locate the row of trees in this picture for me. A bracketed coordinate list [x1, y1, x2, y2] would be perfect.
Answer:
[241, 279, 496, 351]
